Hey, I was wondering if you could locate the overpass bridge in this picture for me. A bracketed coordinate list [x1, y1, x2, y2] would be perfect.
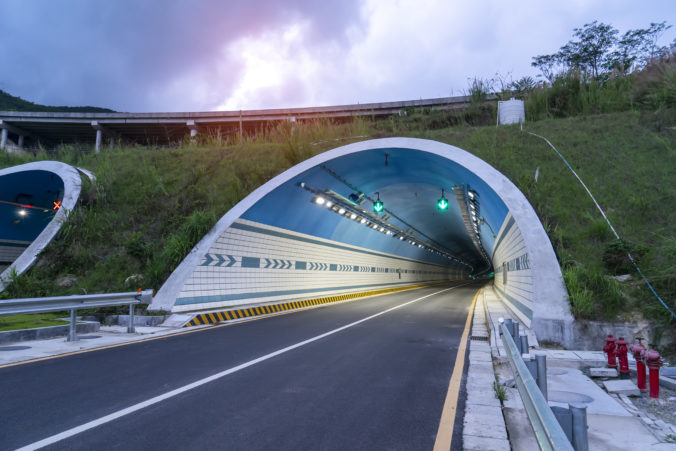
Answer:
[0, 95, 495, 152]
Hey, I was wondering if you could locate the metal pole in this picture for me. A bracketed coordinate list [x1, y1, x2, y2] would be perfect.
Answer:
[504, 319, 513, 337]
[127, 304, 135, 333]
[525, 357, 537, 379]
[68, 309, 79, 342]
[570, 403, 588, 451]
[536, 354, 548, 401]
[521, 334, 530, 355]
[514, 322, 522, 354]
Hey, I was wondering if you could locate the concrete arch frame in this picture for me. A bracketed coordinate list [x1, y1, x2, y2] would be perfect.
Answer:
[0, 161, 83, 291]
[153, 137, 573, 345]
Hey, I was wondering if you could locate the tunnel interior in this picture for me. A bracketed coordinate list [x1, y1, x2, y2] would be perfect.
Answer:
[242, 147, 507, 274]
[0, 170, 63, 272]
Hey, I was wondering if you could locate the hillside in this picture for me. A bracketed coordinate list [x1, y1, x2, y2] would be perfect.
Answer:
[0, 89, 114, 113]
[0, 109, 674, 332]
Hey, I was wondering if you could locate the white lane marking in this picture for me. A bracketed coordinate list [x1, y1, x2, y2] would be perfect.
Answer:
[17, 285, 462, 451]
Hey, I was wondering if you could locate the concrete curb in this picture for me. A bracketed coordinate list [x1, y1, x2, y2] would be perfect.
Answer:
[0, 321, 100, 344]
[462, 288, 510, 451]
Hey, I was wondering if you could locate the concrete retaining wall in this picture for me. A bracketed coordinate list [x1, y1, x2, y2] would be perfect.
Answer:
[170, 218, 463, 313]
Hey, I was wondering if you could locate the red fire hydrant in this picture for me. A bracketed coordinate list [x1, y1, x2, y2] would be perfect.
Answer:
[615, 337, 630, 379]
[604, 335, 617, 368]
[645, 349, 663, 399]
[629, 339, 647, 392]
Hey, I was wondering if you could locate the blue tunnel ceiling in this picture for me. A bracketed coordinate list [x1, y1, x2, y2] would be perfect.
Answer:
[0, 170, 63, 243]
[241, 147, 508, 272]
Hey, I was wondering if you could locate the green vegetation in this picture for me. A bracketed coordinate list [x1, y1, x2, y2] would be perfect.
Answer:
[0, 89, 114, 113]
[493, 381, 507, 402]
[0, 313, 68, 332]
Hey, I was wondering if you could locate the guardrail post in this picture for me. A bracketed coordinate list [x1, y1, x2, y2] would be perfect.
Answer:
[514, 322, 522, 354]
[68, 309, 79, 342]
[525, 357, 537, 378]
[570, 403, 588, 451]
[504, 318, 513, 337]
[536, 354, 548, 401]
[127, 304, 135, 334]
[520, 334, 529, 355]
[551, 406, 573, 443]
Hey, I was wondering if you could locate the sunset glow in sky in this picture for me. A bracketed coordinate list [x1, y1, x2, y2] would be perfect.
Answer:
[0, 0, 673, 112]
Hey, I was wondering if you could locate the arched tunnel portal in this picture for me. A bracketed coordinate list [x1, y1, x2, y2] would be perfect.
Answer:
[151, 138, 573, 345]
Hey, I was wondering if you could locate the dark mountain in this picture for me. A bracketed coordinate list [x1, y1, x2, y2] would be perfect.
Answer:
[0, 89, 114, 113]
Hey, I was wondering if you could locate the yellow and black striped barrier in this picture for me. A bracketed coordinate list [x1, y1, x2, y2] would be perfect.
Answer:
[184, 282, 444, 327]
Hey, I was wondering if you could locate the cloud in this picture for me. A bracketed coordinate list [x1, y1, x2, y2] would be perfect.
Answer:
[0, 0, 674, 111]
[0, 0, 362, 111]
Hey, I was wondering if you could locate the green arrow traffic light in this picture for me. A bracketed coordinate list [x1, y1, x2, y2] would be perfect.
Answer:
[373, 192, 384, 213]
[437, 188, 448, 211]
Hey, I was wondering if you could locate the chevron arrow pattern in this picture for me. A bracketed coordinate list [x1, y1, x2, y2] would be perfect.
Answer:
[202, 255, 397, 273]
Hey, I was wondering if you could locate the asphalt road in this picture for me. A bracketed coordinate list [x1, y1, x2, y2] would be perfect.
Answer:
[0, 282, 480, 451]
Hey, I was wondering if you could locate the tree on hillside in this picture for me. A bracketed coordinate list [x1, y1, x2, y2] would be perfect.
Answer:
[532, 21, 673, 80]
[606, 22, 673, 73]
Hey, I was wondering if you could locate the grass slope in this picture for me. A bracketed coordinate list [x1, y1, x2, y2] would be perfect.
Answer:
[0, 112, 674, 330]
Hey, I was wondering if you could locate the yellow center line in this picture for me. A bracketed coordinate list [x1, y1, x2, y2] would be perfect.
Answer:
[433, 287, 481, 451]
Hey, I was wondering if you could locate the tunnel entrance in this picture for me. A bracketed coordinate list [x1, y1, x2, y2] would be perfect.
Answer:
[152, 138, 572, 345]
[0, 161, 82, 292]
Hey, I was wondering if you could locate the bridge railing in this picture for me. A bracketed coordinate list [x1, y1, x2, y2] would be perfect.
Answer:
[500, 322, 576, 451]
[0, 289, 153, 341]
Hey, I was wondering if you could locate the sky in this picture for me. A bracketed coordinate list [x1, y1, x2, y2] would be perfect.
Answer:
[0, 0, 673, 112]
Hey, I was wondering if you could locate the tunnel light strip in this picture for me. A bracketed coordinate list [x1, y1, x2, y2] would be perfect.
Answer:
[299, 182, 472, 270]
[454, 185, 491, 272]
[319, 164, 451, 253]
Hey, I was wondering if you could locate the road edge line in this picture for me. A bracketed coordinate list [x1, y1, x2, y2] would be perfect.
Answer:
[433, 286, 480, 450]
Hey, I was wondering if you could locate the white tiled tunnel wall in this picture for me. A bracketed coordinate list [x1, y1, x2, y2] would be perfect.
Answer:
[492, 213, 534, 326]
[0, 241, 29, 271]
[173, 219, 466, 312]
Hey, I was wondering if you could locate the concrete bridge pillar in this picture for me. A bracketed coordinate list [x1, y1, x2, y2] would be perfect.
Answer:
[17, 135, 24, 148]
[0, 128, 7, 150]
[95, 129, 102, 153]
[187, 120, 199, 136]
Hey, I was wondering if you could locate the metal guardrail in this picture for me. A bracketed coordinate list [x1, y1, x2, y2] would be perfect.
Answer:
[0, 289, 153, 341]
[500, 322, 574, 451]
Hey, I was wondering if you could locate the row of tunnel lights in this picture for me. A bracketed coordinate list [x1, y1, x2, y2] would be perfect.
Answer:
[310, 189, 471, 268]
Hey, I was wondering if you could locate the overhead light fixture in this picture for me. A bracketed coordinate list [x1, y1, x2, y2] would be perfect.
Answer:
[373, 192, 384, 214]
[350, 213, 357, 220]
[437, 188, 449, 211]
[338, 208, 346, 215]
[314, 197, 326, 205]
